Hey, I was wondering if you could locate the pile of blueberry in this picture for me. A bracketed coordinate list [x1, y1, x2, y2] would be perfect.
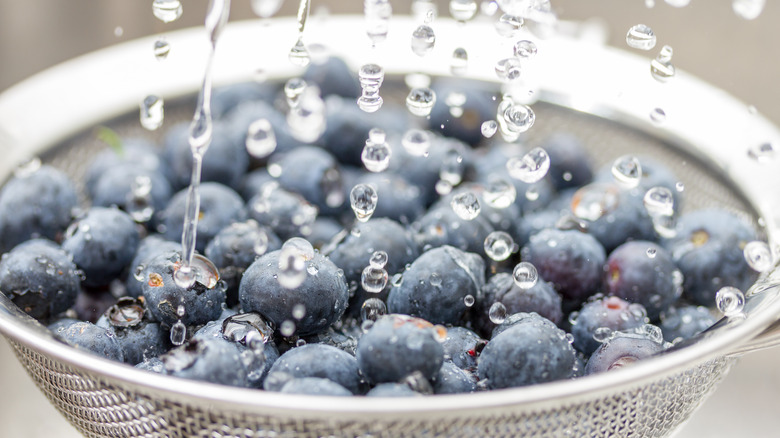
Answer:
[0, 56, 759, 396]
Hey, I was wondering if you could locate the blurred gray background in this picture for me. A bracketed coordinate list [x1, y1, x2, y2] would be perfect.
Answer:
[1, 1, 779, 437]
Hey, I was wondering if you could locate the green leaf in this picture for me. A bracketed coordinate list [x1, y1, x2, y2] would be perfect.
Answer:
[95, 126, 124, 156]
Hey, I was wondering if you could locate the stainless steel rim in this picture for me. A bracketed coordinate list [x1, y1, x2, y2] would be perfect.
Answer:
[0, 15, 779, 418]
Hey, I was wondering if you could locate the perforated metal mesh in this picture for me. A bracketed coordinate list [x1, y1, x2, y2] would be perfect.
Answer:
[4, 92, 755, 438]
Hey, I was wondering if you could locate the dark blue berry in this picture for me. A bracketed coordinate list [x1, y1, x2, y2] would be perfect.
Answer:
[365, 383, 422, 397]
[440, 326, 486, 372]
[89, 162, 173, 225]
[427, 79, 497, 147]
[125, 235, 181, 299]
[569, 295, 648, 355]
[280, 377, 353, 396]
[540, 132, 593, 191]
[211, 82, 278, 119]
[584, 328, 667, 375]
[478, 273, 563, 331]
[50, 320, 124, 362]
[96, 297, 169, 365]
[246, 182, 318, 240]
[303, 56, 361, 98]
[84, 138, 168, 192]
[274, 146, 346, 215]
[415, 205, 495, 256]
[353, 172, 426, 223]
[433, 361, 477, 394]
[160, 337, 248, 387]
[659, 305, 716, 343]
[265, 343, 364, 394]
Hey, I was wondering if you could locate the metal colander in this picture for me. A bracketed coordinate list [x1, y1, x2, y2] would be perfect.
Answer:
[1, 16, 780, 438]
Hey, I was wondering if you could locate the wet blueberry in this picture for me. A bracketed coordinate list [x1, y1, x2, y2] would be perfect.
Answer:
[541, 132, 594, 191]
[569, 295, 648, 355]
[279, 377, 353, 396]
[160, 337, 248, 387]
[476, 273, 563, 336]
[659, 305, 716, 343]
[51, 320, 125, 362]
[246, 182, 318, 240]
[440, 326, 486, 372]
[96, 297, 169, 365]
[428, 79, 498, 147]
[584, 326, 667, 375]
[125, 235, 181, 299]
[303, 56, 361, 99]
[415, 205, 495, 256]
[365, 383, 422, 397]
[274, 146, 346, 215]
[433, 361, 477, 394]
[89, 162, 173, 225]
[265, 343, 364, 394]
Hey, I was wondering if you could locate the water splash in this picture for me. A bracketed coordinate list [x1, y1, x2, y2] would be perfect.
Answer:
[626, 24, 656, 51]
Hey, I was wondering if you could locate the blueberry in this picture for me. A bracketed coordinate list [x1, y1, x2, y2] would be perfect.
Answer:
[365, 383, 422, 397]
[84, 138, 168, 192]
[477, 313, 577, 389]
[211, 81, 278, 119]
[72, 288, 117, 324]
[662, 209, 757, 306]
[161, 182, 245, 253]
[89, 162, 173, 225]
[513, 209, 563, 249]
[569, 295, 648, 355]
[0, 165, 79, 253]
[140, 250, 226, 327]
[604, 241, 682, 320]
[427, 79, 498, 147]
[477, 273, 563, 332]
[279, 377, 353, 396]
[440, 326, 486, 372]
[595, 156, 682, 209]
[0, 239, 81, 320]
[163, 121, 249, 190]
[352, 172, 425, 224]
[239, 249, 348, 337]
[239, 168, 276, 201]
[415, 205, 495, 256]
[387, 246, 485, 325]
[432, 183, 520, 239]
[265, 343, 364, 394]
[303, 56, 361, 98]
[51, 320, 125, 362]
[568, 182, 657, 252]
[433, 361, 477, 394]
[659, 305, 716, 343]
[96, 297, 169, 365]
[205, 220, 282, 306]
[584, 327, 667, 375]
[521, 228, 605, 308]
[327, 218, 419, 315]
[302, 327, 360, 356]
[246, 182, 318, 240]
[306, 217, 344, 251]
[60, 207, 140, 288]
[274, 146, 346, 215]
[160, 337, 248, 387]
[540, 132, 594, 191]
[135, 356, 165, 374]
[125, 235, 181, 299]
[356, 314, 445, 384]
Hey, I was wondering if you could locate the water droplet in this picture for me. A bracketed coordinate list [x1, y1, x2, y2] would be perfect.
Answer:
[748, 142, 775, 163]
[489, 302, 507, 324]
[364, 0, 393, 45]
[361, 298, 387, 322]
[744, 241, 773, 272]
[401, 129, 431, 156]
[350, 183, 378, 222]
[665, 0, 691, 6]
[451, 47, 469, 76]
[288, 37, 311, 67]
[481, 120, 498, 138]
[253, 230, 269, 257]
[716, 286, 745, 317]
[246, 118, 277, 158]
[440, 150, 464, 186]
[450, 0, 478, 21]
[174, 264, 196, 289]
[592, 327, 613, 343]
[495, 58, 522, 81]
[153, 0, 183, 23]
[370, 251, 389, 269]
[463, 294, 476, 307]
[495, 14, 523, 38]
[482, 0, 499, 16]
[429, 272, 443, 287]
[153, 38, 170, 60]
[361, 266, 389, 293]
[484, 231, 515, 261]
[451, 191, 481, 220]
[506, 147, 549, 183]
[611, 155, 642, 188]
[411, 25, 436, 57]
[645, 247, 658, 259]
[292, 304, 306, 320]
[435, 180, 453, 195]
[251, 0, 285, 18]
[733, 0, 765, 20]
[643, 186, 675, 217]
[512, 261, 538, 289]
[650, 45, 675, 82]
[170, 320, 187, 346]
[286, 85, 326, 143]
[525, 185, 540, 201]
[13, 157, 42, 178]
[361, 134, 392, 172]
[278, 239, 312, 289]
[513, 40, 537, 60]
[280, 320, 296, 337]
[483, 176, 517, 208]
[650, 108, 666, 124]
[497, 99, 535, 140]
[357, 63, 385, 113]
[626, 24, 656, 51]
[284, 78, 307, 108]
[140, 95, 164, 131]
[406, 87, 437, 117]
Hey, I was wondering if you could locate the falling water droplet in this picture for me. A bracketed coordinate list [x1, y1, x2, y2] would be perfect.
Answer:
[643, 187, 675, 217]
[284, 77, 307, 108]
[361, 132, 392, 172]
[357, 63, 385, 113]
[494, 58, 522, 82]
[440, 150, 464, 186]
[246, 119, 277, 158]
[153, 38, 171, 60]
[412, 0, 438, 23]
[278, 239, 312, 289]
[251, 0, 285, 18]
[153, 0, 183, 23]
[280, 320, 296, 337]
[140, 95, 164, 131]
[716, 286, 745, 317]
[744, 241, 773, 272]
[650, 108, 666, 124]
[463, 294, 476, 307]
[450, 191, 481, 220]
[650, 45, 675, 82]
[170, 320, 187, 346]
[489, 302, 507, 324]
[497, 99, 535, 140]
[401, 129, 431, 156]
[411, 25, 436, 57]
[350, 183, 379, 222]
[483, 176, 516, 208]
[481, 120, 498, 138]
[370, 251, 389, 269]
[626, 24, 656, 51]
[495, 14, 523, 38]
[611, 155, 642, 188]
[127, 175, 155, 222]
[512, 262, 538, 289]
[361, 265, 389, 293]
[450, 0, 479, 21]
[484, 231, 515, 261]
[286, 85, 327, 143]
[288, 37, 311, 67]
[733, 0, 765, 20]
[406, 87, 437, 117]
[665, 0, 691, 6]
[513, 40, 537, 60]
[361, 298, 387, 322]
[364, 0, 393, 45]
[506, 147, 549, 183]
[451, 47, 469, 76]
